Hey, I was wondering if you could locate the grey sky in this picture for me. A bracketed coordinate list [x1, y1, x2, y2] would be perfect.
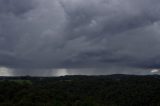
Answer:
[0, 0, 160, 76]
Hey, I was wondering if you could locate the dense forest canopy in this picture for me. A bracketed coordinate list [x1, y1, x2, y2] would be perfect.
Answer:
[0, 75, 160, 106]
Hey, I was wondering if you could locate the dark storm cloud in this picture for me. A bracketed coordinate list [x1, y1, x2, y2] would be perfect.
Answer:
[0, 0, 35, 15]
[0, 0, 160, 75]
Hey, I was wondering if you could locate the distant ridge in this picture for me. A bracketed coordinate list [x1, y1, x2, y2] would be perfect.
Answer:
[0, 74, 160, 81]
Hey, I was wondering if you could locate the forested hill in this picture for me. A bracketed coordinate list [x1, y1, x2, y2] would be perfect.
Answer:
[0, 74, 160, 106]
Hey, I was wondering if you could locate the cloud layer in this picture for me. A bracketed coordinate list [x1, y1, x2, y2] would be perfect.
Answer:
[0, 0, 160, 75]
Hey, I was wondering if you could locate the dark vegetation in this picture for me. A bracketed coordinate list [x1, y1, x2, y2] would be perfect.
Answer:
[0, 74, 160, 106]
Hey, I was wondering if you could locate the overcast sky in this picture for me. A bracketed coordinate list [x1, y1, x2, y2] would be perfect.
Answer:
[0, 0, 160, 76]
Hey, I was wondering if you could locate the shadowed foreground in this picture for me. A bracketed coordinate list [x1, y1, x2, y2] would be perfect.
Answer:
[0, 74, 160, 106]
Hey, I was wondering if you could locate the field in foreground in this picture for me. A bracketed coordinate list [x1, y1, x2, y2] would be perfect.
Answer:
[0, 74, 160, 106]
